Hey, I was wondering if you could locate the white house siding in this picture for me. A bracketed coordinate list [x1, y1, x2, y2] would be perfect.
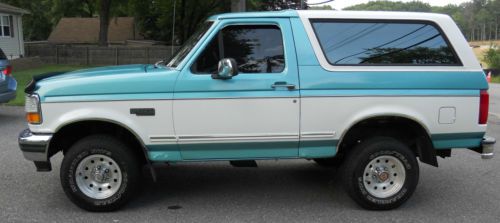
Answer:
[0, 13, 24, 59]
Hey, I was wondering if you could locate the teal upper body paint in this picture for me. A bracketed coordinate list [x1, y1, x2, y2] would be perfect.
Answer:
[37, 64, 179, 102]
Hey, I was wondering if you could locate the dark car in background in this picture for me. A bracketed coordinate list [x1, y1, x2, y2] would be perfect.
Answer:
[0, 48, 16, 103]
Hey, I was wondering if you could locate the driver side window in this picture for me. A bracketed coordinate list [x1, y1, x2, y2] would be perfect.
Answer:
[191, 24, 285, 74]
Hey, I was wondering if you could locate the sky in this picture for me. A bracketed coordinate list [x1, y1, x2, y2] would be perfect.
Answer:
[312, 0, 472, 10]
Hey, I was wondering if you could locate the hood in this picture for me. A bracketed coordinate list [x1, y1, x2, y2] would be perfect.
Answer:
[43, 64, 148, 82]
[31, 64, 179, 101]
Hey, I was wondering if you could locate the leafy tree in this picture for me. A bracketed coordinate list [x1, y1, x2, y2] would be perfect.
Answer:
[1, 0, 134, 43]
[248, 0, 307, 10]
[131, 0, 231, 44]
[249, 0, 307, 10]
[345, 1, 431, 12]
[51, 0, 96, 20]
[346, 0, 500, 41]
[176, 0, 231, 44]
[3, 0, 499, 43]
[0, 0, 54, 41]
[309, 5, 333, 10]
[133, 0, 308, 44]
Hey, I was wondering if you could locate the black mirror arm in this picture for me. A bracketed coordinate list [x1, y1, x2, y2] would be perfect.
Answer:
[211, 72, 227, 80]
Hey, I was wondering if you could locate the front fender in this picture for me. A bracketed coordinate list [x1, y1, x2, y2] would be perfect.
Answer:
[29, 100, 175, 146]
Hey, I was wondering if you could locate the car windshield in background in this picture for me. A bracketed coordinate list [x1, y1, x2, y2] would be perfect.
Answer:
[166, 21, 213, 68]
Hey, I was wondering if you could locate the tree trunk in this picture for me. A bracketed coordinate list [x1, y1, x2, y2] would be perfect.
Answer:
[231, 0, 246, 12]
[489, 22, 492, 41]
[483, 23, 486, 41]
[98, 0, 112, 46]
[496, 23, 498, 40]
[496, 17, 498, 40]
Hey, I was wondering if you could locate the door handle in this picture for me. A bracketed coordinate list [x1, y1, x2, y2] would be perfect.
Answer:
[271, 81, 296, 90]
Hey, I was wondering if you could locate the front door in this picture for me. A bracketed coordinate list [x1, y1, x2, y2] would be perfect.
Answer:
[173, 18, 300, 160]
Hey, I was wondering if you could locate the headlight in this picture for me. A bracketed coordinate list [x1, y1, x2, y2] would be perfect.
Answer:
[25, 94, 42, 124]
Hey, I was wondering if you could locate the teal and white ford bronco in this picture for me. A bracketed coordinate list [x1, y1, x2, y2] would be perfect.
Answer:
[19, 10, 496, 211]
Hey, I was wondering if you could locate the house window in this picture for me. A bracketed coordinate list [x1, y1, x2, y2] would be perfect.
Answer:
[0, 15, 11, 37]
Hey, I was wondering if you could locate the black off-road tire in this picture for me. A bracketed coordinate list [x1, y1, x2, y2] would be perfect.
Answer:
[60, 135, 142, 212]
[341, 137, 419, 210]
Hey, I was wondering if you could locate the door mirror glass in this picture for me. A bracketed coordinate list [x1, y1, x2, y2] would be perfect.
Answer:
[212, 58, 238, 80]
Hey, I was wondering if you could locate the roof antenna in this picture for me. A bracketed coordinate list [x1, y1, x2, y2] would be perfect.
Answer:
[171, 0, 176, 57]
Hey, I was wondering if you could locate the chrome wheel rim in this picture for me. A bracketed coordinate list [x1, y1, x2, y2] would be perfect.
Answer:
[75, 154, 122, 199]
[363, 155, 406, 198]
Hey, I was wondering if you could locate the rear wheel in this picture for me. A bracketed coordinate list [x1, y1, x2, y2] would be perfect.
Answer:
[341, 137, 419, 210]
[60, 135, 141, 211]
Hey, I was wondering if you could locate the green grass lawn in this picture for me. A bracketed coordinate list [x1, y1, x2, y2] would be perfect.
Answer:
[7, 65, 91, 106]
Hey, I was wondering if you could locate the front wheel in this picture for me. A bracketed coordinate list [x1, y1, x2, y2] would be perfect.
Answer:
[341, 137, 419, 210]
[60, 135, 141, 211]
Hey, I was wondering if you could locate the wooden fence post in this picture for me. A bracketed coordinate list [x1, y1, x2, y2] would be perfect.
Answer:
[55, 45, 59, 64]
[115, 47, 119, 65]
[86, 47, 90, 65]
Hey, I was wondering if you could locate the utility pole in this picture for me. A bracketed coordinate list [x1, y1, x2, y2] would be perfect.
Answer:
[231, 0, 246, 12]
[171, 0, 176, 55]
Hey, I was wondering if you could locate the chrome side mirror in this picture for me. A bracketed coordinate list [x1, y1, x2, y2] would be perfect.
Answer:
[212, 58, 238, 80]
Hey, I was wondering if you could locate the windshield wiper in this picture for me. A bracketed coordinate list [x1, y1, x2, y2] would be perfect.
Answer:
[153, 60, 165, 68]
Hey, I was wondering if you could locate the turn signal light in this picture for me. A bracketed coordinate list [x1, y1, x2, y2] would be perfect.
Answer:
[26, 112, 42, 124]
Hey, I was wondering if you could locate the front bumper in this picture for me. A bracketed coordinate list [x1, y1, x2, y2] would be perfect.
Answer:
[0, 89, 15, 103]
[480, 136, 496, 159]
[18, 129, 53, 171]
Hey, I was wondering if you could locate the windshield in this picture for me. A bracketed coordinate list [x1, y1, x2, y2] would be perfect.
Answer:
[166, 21, 214, 68]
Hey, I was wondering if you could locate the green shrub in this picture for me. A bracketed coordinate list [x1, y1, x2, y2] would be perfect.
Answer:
[484, 46, 500, 69]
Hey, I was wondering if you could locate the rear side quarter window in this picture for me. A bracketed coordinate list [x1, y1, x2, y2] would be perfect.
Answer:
[310, 19, 462, 66]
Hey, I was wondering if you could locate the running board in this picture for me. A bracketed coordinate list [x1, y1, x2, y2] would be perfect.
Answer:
[230, 160, 258, 167]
